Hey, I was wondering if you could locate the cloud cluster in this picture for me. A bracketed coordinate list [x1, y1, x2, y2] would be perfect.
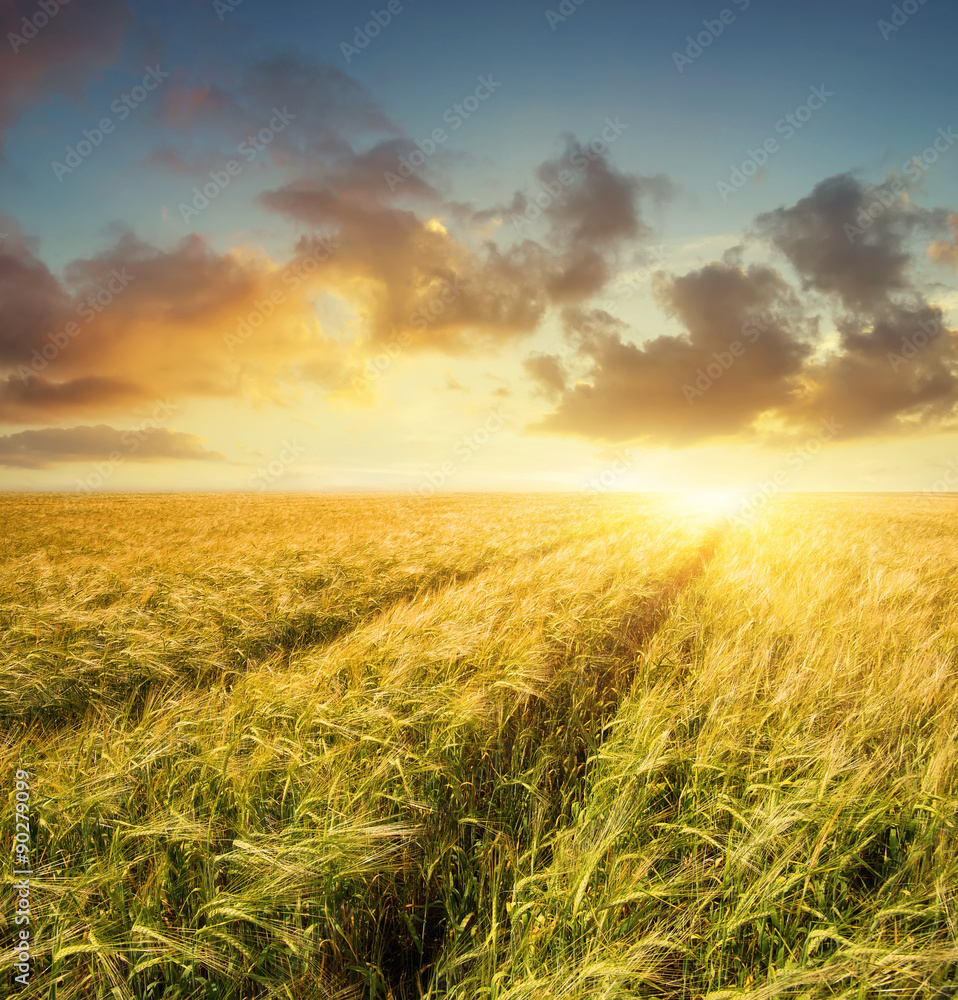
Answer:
[528, 174, 957, 444]
[528, 263, 813, 444]
[0, 228, 344, 424]
[2, 33, 675, 467]
[755, 175, 958, 436]
[261, 134, 672, 355]
[5, 27, 957, 470]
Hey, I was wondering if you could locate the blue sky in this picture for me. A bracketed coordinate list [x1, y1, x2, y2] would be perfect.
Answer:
[9, 0, 958, 256]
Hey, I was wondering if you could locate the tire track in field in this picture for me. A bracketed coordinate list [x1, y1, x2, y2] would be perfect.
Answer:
[541, 524, 724, 826]
[284, 519, 725, 667]
[206, 530, 627, 665]
[262, 526, 627, 660]
[583, 524, 723, 685]
[3, 522, 682, 729]
[0, 535, 618, 729]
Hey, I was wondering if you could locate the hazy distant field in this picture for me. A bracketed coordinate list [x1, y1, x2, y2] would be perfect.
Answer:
[2, 493, 958, 999]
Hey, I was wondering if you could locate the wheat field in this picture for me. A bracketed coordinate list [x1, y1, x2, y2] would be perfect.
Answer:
[2, 492, 957, 999]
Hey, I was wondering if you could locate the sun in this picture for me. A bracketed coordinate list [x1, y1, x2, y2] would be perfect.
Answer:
[680, 488, 747, 517]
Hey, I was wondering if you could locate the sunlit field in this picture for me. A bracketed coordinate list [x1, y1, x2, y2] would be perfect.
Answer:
[2, 493, 958, 1000]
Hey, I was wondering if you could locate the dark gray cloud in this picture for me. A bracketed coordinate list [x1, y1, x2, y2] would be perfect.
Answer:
[0, 375, 143, 424]
[0, 229, 72, 364]
[0, 424, 225, 468]
[528, 174, 958, 444]
[261, 139, 671, 353]
[528, 264, 813, 444]
[474, 137, 673, 304]
[753, 173, 947, 312]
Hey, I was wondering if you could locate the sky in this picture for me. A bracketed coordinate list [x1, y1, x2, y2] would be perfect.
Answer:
[1, 0, 957, 496]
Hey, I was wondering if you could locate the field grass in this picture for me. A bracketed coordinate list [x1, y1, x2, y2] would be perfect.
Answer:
[2, 492, 958, 999]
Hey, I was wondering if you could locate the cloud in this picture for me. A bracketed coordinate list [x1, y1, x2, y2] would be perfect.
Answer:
[158, 83, 241, 131]
[929, 214, 958, 268]
[0, 424, 225, 468]
[522, 354, 567, 400]
[784, 302, 958, 436]
[261, 188, 554, 354]
[261, 139, 671, 356]
[240, 53, 398, 149]
[0, 226, 347, 422]
[473, 138, 673, 304]
[148, 52, 400, 171]
[527, 174, 958, 445]
[528, 263, 813, 444]
[753, 172, 946, 312]
[530, 138, 673, 302]
[0, 374, 143, 423]
[0, 0, 132, 154]
[754, 173, 958, 436]
[140, 145, 242, 177]
[0, 227, 73, 363]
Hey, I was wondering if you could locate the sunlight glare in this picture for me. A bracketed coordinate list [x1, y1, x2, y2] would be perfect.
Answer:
[680, 489, 746, 517]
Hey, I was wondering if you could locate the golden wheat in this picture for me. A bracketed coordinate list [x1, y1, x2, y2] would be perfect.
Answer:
[1, 493, 957, 999]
